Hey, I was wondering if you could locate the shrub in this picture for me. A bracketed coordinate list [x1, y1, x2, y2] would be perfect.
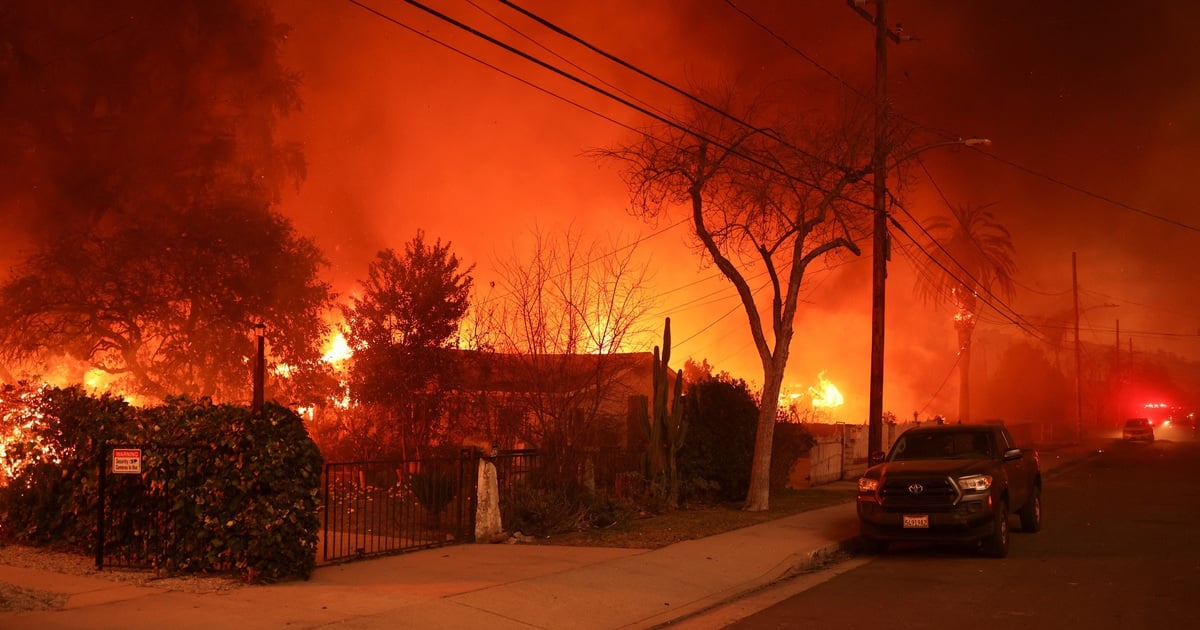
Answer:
[677, 377, 758, 502]
[502, 482, 589, 537]
[0, 383, 133, 548]
[405, 466, 458, 525]
[770, 422, 816, 492]
[0, 389, 322, 582]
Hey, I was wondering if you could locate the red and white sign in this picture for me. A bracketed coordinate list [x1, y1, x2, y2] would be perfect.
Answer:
[112, 448, 142, 474]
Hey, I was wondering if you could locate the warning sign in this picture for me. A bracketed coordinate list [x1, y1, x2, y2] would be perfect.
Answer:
[112, 448, 142, 474]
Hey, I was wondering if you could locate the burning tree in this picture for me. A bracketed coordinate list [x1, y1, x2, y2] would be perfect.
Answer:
[914, 202, 1016, 423]
[0, 0, 330, 403]
[594, 91, 876, 511]
[0, 205, 335, 402]
[341, 232, 474, 460]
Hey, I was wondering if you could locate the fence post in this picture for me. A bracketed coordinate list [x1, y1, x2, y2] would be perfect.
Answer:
[458, 448, 479, 543]
[95, 443, 106, 570]
[321, 463, 331, 564]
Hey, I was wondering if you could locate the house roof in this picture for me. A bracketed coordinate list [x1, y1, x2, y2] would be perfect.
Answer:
[444, 349, 655, 396]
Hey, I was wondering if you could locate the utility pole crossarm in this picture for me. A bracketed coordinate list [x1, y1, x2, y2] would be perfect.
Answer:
[845, 0, 914, 43]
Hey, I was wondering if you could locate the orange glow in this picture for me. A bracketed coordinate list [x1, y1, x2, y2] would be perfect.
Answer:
[19, 356, 149, 406]
[323, 332, 352, 364]
[809, 371, 845, 409]
[0, 385, 60, 487]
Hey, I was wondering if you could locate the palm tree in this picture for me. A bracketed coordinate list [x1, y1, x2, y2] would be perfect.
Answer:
[915, 202, 1016, 423]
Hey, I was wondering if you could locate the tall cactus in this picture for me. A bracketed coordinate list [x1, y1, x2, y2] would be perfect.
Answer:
[642, 317, 687, 506]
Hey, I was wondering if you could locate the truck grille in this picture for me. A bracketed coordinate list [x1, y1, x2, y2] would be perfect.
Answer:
[879, 476, 959, 510]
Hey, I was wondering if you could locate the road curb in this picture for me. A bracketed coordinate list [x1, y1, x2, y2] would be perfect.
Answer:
[641, 536, 857, 630]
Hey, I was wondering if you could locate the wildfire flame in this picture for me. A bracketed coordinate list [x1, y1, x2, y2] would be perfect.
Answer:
[0, 384, 61, 487]
[322, 332, 352, 364]
[808, 371, 844, 409]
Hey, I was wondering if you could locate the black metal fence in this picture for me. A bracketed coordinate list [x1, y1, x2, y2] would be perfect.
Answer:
[320, 450, 479, 564]
[96, 445, 638, 569]
[95, 443, 206, 571]
[318, 448, 576, 563]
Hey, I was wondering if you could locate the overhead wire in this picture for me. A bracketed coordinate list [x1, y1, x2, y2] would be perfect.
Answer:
[345, 0, 1195, 384]
[904, 158, 1042, 331]
[722, 0, 1200, 232]
[343, 0, 886, 370]
[498, 0, 802, 151]
[886, 206, 1051, 346]
[349, 0, 864, 202]
[464, 0, 672, 124]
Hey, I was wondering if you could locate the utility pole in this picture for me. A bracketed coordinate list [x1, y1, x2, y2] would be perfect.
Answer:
[1115, 318, 1120, 427]
[1072, 252, 1082, 443]
[849, 0, 905, 456]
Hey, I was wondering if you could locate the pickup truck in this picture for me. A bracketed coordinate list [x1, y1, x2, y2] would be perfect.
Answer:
[856, 423, 1041, 558]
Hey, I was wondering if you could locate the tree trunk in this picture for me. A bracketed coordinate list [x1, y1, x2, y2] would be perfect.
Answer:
[959, 332, 972, 423]
[743, 362, 785, 511]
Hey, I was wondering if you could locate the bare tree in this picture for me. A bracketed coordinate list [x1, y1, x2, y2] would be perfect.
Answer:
[491, 225, 655, 479]
[594, 92, 875, 511]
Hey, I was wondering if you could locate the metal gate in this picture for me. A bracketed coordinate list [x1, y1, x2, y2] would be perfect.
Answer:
[320, 450, 479, 564]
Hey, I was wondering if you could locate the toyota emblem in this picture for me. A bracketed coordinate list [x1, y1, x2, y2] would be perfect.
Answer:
[907, 483, 926, 495]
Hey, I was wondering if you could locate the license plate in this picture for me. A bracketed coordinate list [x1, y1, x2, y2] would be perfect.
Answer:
[903, 514, 929, 528]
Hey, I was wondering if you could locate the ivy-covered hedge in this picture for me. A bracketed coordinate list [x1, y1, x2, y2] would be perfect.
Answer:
[0, 384, 322, 582]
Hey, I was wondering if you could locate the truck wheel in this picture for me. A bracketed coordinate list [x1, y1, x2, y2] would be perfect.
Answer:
[861, 537, 888, 555]
[1018, 487, 1042, 533]
[981, 501, 1009, 558]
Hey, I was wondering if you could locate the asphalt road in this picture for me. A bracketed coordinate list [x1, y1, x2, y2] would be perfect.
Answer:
[720, 429, 1200, 630]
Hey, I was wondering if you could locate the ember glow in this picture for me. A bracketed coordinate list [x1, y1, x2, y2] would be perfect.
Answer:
[809, 371, 845, 410]
[3, 0, 1199, 431]
[0, 385, 60, 487]
[322, 332, 353, 364]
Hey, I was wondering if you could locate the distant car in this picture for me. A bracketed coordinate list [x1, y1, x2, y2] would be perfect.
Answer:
[1122, 418, 1154, 442]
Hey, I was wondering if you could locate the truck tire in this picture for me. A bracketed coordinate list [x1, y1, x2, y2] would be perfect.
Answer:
[980, 500, 1009, 558]
[1018, 486, 1042, 533]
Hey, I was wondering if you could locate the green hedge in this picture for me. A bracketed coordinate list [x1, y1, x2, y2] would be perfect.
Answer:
[0, 385, 322, 582]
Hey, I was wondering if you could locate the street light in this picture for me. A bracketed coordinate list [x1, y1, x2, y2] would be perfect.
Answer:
[851, 0, 994, 457]
[867, 136, 991, 457]
[252, 322, 266, 412]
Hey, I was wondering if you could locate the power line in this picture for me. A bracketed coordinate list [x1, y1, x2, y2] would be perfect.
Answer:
[498, 0, 799, 150]
[344, 0, 1192, 369]
[344, 0, 880, 211]
[975, 148, 1200, 233]
[720, 0, 866, 100]
[887, 208, 1051, 346]
[465, 0, 671, 123]
[724, 1, 1200, 235]
[340, 0, 640, 135]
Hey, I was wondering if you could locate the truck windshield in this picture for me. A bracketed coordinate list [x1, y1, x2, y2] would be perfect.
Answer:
[889, 431, 993, 461]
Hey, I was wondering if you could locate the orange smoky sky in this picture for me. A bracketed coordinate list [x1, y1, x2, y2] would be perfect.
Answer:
[271, 0, 1200, 423]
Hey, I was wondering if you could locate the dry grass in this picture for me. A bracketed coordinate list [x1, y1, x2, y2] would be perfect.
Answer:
[531, 487, 857, 549]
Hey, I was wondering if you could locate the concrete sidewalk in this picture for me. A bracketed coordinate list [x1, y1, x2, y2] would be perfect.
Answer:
[0, 443, 1101, 630]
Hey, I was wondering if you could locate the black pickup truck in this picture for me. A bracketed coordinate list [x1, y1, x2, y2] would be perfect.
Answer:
[856, 423, 1042, 558]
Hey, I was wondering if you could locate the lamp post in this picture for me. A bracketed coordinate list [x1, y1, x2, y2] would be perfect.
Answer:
[866, 136, 991, 456]
[850, 1, 992, 456]
[252, 322, 266, 412]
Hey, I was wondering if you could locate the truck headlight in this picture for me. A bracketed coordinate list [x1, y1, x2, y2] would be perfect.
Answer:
[858, 477, 879, 493]
[958, 474, 993, 492]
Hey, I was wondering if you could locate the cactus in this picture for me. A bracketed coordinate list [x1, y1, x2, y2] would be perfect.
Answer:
[642, 317, 687, 506]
